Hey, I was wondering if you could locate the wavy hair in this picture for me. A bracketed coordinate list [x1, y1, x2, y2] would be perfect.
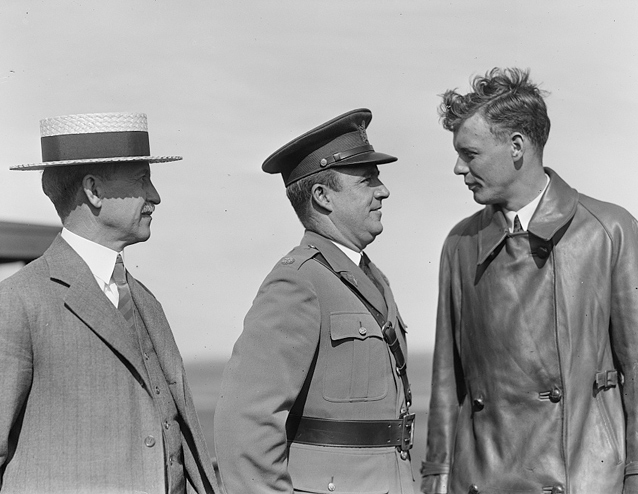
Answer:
[439, 68, 551, 150]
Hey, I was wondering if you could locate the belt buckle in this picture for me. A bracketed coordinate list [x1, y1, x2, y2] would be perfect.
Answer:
[399, 412, 415, 453]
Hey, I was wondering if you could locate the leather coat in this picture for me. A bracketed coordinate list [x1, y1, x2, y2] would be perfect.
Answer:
[422, 169, 638, 494]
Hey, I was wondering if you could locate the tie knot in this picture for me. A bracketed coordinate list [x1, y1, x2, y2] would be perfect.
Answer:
[359, 252, 369, 269]
[513, 215, 524, 233]
[112, 254, 127, 285]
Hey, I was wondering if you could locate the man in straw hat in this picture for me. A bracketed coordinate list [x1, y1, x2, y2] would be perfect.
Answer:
[0, 112, 218, 493]
[214, 108, 415, 493]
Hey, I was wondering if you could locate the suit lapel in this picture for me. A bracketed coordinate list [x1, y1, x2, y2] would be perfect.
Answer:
[46, 236, 150, 388]
[129, 277, 187, 413]
[129, 277, 215, 488]
[303, 231, 388, 320]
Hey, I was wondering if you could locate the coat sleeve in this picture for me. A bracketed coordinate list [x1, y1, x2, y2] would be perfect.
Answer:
[606, 214, 638, 493]
[213, 260, 321, 494]
[0, 281, 34, 482]
[421, 239, 466, 494]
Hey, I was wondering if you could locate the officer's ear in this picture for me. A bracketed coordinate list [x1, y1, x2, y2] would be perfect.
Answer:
[311, 183, 335, 213]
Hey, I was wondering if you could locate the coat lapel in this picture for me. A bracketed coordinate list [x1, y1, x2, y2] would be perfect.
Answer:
[129, 277, 187, 412]
[46, 236, 149, 388]
[303, 231, 388, 320]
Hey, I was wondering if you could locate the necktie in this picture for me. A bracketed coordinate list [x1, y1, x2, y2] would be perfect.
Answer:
[359, 252, 385, 296]
[513, 215, 524, 233]
[112, 254, 135, 330]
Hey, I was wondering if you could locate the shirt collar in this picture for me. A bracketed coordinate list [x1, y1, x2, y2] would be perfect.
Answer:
[331, 240, 362, 265]
[502, 174, 550, 232]
[61, 228, 121, 285]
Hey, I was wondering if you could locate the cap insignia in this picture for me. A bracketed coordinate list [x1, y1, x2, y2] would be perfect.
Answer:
[358, 121, 369, 144]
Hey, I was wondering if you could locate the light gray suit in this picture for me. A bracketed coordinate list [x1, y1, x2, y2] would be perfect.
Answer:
[0, 235, 217, 493]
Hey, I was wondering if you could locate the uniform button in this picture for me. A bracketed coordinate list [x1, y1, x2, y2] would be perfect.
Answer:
[144, 435, 156, 447]
[327, 482, 336, 491]
[155, 386, 161, 395]
[469, 485, 480, 494]
[359, 327, 367, 336]
[164, 421, 170, 430]
[473, 397, 485, 411]
[400, 450, 409, 460]
[143, 352, 150, 360]
[549, 388, 562, 403]
[552, 486, 564, 494]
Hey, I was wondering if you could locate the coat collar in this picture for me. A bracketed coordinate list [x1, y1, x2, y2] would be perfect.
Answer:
[301, 230, 388, 318]
[477, 168, 579, 264]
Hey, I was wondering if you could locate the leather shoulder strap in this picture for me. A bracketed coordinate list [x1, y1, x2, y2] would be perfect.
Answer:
[312, 253, 411, 408]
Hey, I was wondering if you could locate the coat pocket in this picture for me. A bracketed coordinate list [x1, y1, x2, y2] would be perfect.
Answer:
[322, 312, 388, 402]
[595, 387, 624, 465]
[289, 443, 391, 493]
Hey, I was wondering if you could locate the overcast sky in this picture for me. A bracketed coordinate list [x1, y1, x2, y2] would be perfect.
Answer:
[1, 0, 637, 362]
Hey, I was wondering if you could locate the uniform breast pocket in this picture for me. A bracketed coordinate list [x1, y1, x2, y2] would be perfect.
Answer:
[322, 312, 389, 402]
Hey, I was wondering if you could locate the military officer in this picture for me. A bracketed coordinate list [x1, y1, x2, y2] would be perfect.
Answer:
[214, 108, 415, 493]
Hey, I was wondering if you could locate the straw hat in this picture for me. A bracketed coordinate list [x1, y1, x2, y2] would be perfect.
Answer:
[11, 112, 182, 170]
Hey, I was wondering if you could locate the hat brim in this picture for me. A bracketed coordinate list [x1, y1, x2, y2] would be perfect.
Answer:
[10, 155, 182, 171]
[330, 150, 397, 168]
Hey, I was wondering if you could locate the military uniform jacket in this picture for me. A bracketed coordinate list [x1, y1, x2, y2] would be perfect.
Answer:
[423, 169, 638, 494]
[0, 236, 218, 494]
[214, 231, 413, 494]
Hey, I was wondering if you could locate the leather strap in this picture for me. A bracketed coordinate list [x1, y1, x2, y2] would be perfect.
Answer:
[320, 144, 374, 167]
[287, 414, 415, 450]
[313, 252, 412, 407]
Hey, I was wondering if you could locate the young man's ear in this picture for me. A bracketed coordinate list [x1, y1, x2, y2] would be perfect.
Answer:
[511, 132, 525, 161]
[82, 175, 103, 208]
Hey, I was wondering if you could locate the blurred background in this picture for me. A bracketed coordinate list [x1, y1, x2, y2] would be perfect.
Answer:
[2, 0, 637, 479]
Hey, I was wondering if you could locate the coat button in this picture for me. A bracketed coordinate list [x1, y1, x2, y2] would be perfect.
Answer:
[473, 397, 484, 411]
[552, 486, 564, 494]
[469, 485, 480, 494]
[549, 388, 562, 403]
[327, 482, 336, 491]
[144, 435, 156, 447]
[359, 327, 367, 336]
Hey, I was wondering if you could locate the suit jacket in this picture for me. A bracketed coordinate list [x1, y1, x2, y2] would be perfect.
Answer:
[214, 231, 413, 494]
[0, 235, 218, 494]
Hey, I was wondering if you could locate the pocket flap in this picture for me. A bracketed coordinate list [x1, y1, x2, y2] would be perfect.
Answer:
[329, 312, 382, 342]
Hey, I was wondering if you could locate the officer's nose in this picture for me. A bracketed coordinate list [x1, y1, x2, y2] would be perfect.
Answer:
[375, 183, 390, 200]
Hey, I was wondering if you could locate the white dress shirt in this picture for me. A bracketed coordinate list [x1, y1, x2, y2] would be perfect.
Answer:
[503, 174, 551, 232]
[331, 240, 363, 266]
[61, 228, 122, 307]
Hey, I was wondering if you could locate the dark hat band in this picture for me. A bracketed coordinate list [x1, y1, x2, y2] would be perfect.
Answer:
[41, 131, 150, 162]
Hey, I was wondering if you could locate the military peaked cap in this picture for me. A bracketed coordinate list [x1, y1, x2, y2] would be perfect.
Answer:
[262, 108, 397, 186]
